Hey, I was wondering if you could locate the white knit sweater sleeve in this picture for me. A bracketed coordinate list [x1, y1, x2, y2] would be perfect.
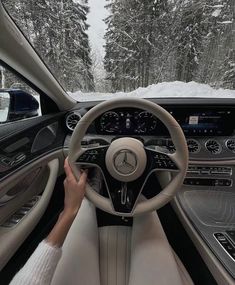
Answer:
[9, 240, 62, 285]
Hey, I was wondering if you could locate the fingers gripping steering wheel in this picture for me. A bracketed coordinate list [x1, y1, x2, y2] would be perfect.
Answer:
[68, 98, 188, 217]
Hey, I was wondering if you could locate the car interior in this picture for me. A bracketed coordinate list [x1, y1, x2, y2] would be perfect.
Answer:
[0, 1, 235, 285]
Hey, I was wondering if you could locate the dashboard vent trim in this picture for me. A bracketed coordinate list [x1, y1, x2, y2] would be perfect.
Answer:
[187, 139, 201, 154]
[225, 139, 235, 153]
[205, 139, 222, 154]
[66, 112, 82, 132]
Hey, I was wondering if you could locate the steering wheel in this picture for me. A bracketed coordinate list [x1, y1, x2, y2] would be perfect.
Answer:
[68, 98, 188, 217]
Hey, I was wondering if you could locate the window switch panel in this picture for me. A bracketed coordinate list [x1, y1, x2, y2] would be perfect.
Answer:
[0, 196, 40, 228]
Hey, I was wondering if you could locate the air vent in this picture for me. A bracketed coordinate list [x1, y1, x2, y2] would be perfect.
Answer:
[225, 139, 235, 153]
[187, 139, 200, 154]
[66, 112, 82, 131]
[205, 140, 221, 154]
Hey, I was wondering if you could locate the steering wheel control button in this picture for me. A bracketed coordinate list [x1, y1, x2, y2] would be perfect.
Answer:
[114, 150, 137, 175]
[147, 150, 177, 170]
[105, 138, 147, 182]
[77, 147, 108, 164]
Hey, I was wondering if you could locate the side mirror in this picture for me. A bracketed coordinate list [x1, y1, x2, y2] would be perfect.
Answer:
[0, 89, 39, 123]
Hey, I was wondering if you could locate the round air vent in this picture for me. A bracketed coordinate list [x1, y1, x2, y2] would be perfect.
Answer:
[66, 111, 82, 131]
[187, 139, 200, 154]
[205, 140, 221, 154]
[225, 139, 235, 153]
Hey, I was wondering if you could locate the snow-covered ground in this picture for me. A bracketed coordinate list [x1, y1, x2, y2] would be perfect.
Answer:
[0, 108, 8, 122]
[70, 81, 235, 102]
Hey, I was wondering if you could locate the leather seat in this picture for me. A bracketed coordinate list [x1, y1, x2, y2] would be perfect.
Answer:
[51, 199, 194, 285]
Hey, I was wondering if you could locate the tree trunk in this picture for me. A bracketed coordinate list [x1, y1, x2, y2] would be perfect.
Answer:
[0, 66, 5, 89]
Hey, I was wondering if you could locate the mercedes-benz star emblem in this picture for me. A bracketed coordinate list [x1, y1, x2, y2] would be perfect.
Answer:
[114, 149, 137, 175]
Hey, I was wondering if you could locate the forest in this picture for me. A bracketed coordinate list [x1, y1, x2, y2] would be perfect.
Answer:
[1, 0, 235, 93]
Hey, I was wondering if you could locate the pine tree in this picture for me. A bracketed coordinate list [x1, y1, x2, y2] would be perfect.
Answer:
[219, 0, 235, 89]
[196, 0, 235, 87]
[175, 1, 205, 82]
[2, 0, 94, 92]
[222, 49, 235, 89]
[104, 0, 169, 91]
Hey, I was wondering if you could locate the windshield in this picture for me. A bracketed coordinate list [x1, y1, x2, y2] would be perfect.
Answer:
[2, 0, 235, 101]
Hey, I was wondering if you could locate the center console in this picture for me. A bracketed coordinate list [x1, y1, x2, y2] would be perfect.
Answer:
[175, 161, 235, 282]
[168, 106, 235, 283]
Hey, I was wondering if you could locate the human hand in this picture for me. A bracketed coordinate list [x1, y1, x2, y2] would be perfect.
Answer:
[46, 159, 87, 247]
[63, 158, 88, 217]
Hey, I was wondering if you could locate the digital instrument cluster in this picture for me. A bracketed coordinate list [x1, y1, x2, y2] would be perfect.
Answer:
[95, 109, 158, 135]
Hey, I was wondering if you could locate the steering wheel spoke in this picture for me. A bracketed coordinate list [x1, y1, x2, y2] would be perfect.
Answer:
[145, 147, 179, 172]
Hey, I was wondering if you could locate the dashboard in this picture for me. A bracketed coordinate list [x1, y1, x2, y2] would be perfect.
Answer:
[65, 101, 235, 160]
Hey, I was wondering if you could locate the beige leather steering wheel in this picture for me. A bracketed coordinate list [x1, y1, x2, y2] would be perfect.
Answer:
[68, 98, 188, 217]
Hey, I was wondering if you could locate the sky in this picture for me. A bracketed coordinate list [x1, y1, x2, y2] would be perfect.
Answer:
[87, 0, 108, 58]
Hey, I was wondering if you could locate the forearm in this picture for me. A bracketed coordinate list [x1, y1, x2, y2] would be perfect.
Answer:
[10, 211, 77, 285]
[10, 159, 86, 284]
[46, 210, 77, 247]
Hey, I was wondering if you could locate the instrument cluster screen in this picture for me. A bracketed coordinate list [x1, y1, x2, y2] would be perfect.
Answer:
[95, 108, 158, 135]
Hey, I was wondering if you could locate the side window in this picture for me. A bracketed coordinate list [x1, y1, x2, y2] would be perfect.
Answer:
[0, 64, 41, 124]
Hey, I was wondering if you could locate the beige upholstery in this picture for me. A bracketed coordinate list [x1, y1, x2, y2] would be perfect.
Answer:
[99, 225, 193, 285]
[99, 226, 131, 285]
[129, 210, 193, 285]
[51, 199, 194, 285]
[51, 199, 100, 285]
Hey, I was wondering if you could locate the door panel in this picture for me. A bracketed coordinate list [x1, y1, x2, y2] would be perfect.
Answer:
[0, 158, 59, 270]
[0, 113, 67, 270]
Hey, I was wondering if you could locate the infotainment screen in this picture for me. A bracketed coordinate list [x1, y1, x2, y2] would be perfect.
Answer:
[168, 108, 234, 136]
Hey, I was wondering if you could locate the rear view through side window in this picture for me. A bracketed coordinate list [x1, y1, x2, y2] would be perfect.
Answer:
[0, 64, 41, 124]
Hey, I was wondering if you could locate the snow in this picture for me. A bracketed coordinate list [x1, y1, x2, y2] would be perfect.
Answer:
[218, 21, 233, 24]
[70, 81, 235, 102]
[87, 0, 107, 57]
[212, 5, 224, 8]
[0, 108, 8, 122]
[212, 9, 221, 17]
